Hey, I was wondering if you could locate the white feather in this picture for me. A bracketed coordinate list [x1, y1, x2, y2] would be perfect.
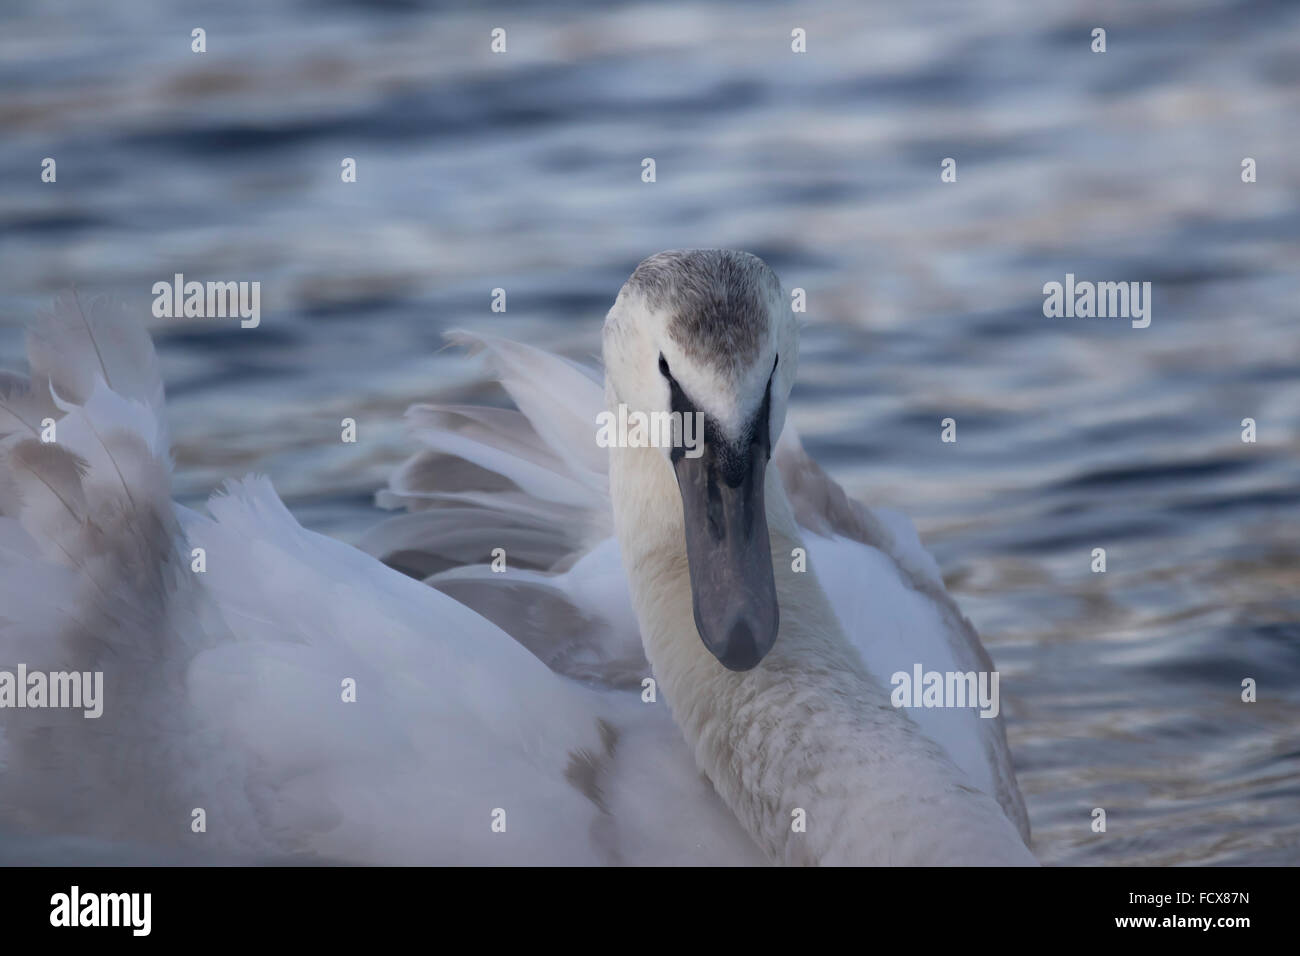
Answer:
[2, 259, 1034, 865]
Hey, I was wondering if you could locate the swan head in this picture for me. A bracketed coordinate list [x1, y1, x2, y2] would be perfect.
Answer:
[603, 249, 797, 671]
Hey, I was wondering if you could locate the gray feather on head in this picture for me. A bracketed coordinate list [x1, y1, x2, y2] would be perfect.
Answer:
[624, 249, 781, 377]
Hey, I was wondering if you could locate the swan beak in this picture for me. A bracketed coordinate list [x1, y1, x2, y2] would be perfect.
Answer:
[671, 411, 779, 672]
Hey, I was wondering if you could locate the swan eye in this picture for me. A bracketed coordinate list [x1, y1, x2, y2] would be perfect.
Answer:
[658, 353, 672, 379]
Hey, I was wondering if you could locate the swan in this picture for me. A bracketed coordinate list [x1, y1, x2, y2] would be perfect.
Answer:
[0, 253, 1035, 865]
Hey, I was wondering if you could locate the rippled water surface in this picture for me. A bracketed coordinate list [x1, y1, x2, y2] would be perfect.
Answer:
[1, 0, 1298, 864]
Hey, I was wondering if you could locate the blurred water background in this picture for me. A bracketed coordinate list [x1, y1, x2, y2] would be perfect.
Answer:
[1, 0, 1297, 865]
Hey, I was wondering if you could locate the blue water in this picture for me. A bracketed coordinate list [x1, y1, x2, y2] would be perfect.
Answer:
[1, 0, 1298, 864]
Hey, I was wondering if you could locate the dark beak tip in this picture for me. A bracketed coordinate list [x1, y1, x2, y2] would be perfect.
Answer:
[717, 648, 763, 672]
[706, 612, 779, 672]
